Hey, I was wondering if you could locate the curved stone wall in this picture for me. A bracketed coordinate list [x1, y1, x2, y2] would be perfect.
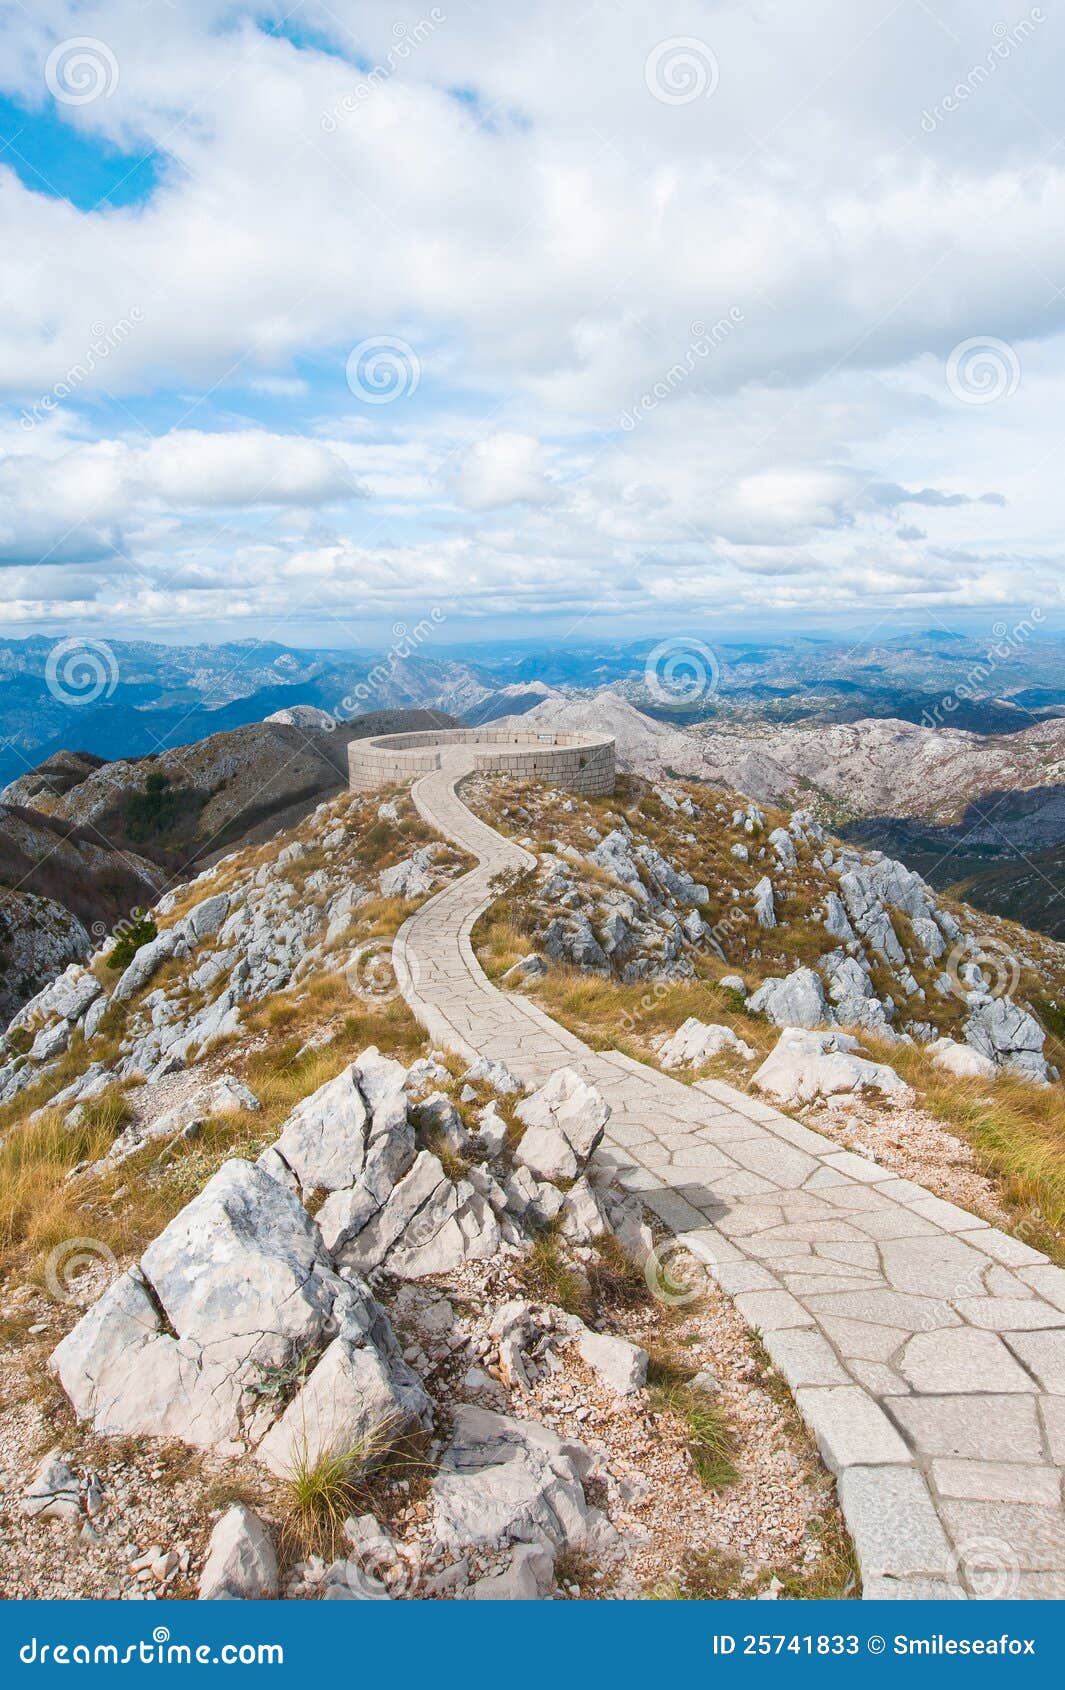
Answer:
[347, 727, 615, 796]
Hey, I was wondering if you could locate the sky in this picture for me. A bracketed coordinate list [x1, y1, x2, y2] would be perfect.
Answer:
[0, 0, 1063, 652]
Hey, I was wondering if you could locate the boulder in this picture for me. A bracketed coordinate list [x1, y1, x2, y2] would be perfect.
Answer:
[462, 1055, 523, 1094]
[501, 953, 547, 985]
[751, 876, 776, 928]
[432, 1406, 591, 1554]
[322, 1150, 501, 1279]
[380, 849, 436, 899]
[20, 1451, 81, 1523]
[928, 1037, 996, 1080]
[187, 893, 231, 942]
[576, 1328, 647, 1397]
[658, 1017, 755, 1068]
[753, 1028, 912, 1107]
[199, 1505, 278, 1600]
[51, 1159, 366, 1450]
[513, 1068, 609, 1182]
[465, 1542, 556, 1600]
[768, 827, 797, 868]
[255, 1332, 429, 1479]
[963, 995, 1048, 1082]
[111, 926, 185, 1004]
[270, 1061, 413, 1196]
[747, 967, 830, 1030]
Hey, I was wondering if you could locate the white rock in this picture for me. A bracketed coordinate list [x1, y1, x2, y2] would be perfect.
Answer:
[576, 1328, 648, 1396]
[747, 967, 830, 1029]
[199, 1505, 278, 1600]
[432, 1406, 591, 1554]
[753, 1028, 913, 1107]
[513, 1067, 609, 1182]
[928, 1037, 997, 1080]
[20, 1450, 81, 1523]
[658, 1017, 755, 1068]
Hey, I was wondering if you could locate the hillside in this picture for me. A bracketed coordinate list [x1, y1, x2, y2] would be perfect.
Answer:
[517, 696, 1065, 934]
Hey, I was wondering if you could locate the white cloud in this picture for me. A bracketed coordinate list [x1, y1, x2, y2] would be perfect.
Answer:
[453, 433, 551, 509]
[0, 0, 1062, 631]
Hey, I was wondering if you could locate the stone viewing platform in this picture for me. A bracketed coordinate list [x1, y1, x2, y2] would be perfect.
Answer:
[347, 726, 615, 796]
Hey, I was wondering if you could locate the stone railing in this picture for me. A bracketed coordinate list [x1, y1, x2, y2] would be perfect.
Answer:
[348, 727, 615, 796]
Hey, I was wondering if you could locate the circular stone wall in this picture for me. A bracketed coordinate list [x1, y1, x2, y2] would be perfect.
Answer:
[347, 727, 615, 796]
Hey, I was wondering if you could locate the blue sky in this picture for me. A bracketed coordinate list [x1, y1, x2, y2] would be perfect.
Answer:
[0, 0, 1063, 652]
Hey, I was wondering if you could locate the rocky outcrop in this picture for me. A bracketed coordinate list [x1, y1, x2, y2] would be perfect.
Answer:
[50, 1156, 429, 1456]
[431, 1406, 595, 1555]
[513, 1067, 609, 1181]
[747, 967, 830, 1030]
[657, 1018, 755, 1068]
[0, 891, 93, 1028]
[752, 1028, 912, 1107]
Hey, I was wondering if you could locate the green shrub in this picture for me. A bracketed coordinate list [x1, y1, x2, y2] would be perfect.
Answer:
[108, 914, 157, 971]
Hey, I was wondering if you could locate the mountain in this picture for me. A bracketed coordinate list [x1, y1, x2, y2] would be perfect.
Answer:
[517, 694, 1065, 935]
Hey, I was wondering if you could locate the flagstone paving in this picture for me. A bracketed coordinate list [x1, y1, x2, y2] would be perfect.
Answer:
[393, 748, 1065, 1599]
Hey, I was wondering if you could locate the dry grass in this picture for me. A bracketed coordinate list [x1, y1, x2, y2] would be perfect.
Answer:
[880, 1041, 1065, 1260]
[278, 1416, 404, 1560]
[0, 1109, 113, 1262]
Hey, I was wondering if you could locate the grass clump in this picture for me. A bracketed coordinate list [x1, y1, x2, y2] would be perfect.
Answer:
[516, 1224, 591, 1320]
[651, 1380, 738, 1492]
[280, 1418, 401, 1559]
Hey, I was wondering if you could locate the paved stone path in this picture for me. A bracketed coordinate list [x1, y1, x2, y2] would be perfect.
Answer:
[393, 750, 1065, 1599]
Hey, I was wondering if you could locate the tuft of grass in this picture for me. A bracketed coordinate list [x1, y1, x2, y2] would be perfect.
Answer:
[586, 1233, 652, 1312]
[0, 1110, 115, 1266]
[515, 1224, 591, 1320]
[651, 1381, 739, 1491]
[77, 1087, 134, 1138]
[279, 1418, 401, 1559]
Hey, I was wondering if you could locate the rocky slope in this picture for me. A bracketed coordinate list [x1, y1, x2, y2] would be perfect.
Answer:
[0, 784, 851, 1602]
[516, 695, 1065, 934]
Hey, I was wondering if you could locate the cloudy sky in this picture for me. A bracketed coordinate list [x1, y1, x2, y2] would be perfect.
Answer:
[0, 0, 1061, 649]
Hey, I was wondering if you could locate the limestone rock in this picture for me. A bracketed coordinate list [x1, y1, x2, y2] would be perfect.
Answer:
[929, 1037, 997, 1080]
[753, 1028, 912, 1107]
[576, 1328, 647, 1396]
[963, 995, 1048, 1082]
[658, 1017, 755, 1068]
[747, 966, 830, 1030]
[513, 1067, 609, 1181]
[432, 1406, 591, 1553]
[199, 1505, 278, 1600]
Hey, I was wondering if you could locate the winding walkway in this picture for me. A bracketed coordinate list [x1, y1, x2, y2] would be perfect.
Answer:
[393, 750, 1065, 1599]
